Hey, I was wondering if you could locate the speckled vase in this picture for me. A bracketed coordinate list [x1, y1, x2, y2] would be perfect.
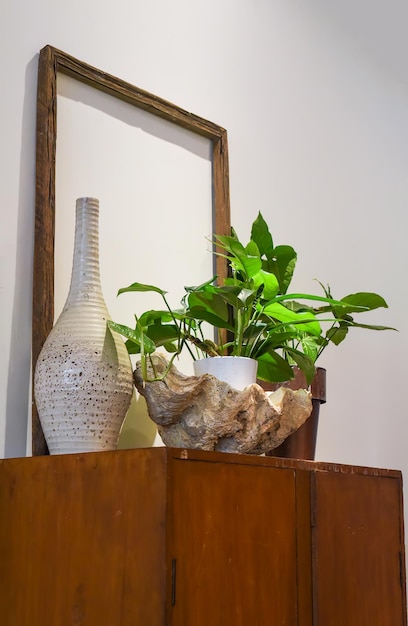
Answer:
[34, 197, 134, 454]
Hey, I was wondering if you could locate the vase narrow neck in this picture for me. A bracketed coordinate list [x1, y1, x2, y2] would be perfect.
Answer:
[65, 197, 104, 306]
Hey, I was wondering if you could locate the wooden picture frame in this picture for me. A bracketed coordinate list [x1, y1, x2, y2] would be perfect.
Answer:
[33, 45, 231, 456]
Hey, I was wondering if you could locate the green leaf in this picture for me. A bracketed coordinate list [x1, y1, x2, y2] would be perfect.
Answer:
[187, 306, 234, 331]
[187, 338, 221, 357]
[341, 292, 388, 312]
[314, 287, 389, 318]
[299, 334, 325, 362]
[107, 320, 156, 354]
[252, 270, 279, 300]
[213, 285, 247, 309]
[345, 322, 397, 331]
[255, 329, 300, 350]
[138, 309, 175, 326]
[256, 352, 295, 383]
[145, 324, 180, 346]
[188, 290, 230, 321]
[325, 319, 397, 348]
[245, 239, 260, 258]
[326, 324, 349, 346]
[117, 282, 167, 297]
[237, 288, 258, 307]
[107, 320, 139, 345]
[215, 235, 262, 279]
[134, 322, 157, 355]
[184, 276, 218, 293]
[215, 234, 245, 258]
[250, 212, 274, 258]
[124, 339, 140, 355]
[237, 248, 262, 279]
[262, 245, 297, 294]
[262, 302, 322, 336]
[162, 342, 179, 353]
[283, 347, 316, 385]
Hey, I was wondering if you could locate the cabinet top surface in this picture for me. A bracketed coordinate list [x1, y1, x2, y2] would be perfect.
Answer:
[0, 447, 402, 479]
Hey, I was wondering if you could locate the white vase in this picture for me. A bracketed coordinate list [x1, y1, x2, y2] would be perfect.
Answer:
[34, 197, 134, 454]
[193, 356, 258, 391]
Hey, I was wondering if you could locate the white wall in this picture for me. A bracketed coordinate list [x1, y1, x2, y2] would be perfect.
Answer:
[1, 1, 407, 485]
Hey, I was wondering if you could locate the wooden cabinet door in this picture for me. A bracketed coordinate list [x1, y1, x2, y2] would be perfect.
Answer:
[168, 457, 299, 626]
[312, 470, 407, 626]
[0, 449, 168, 626]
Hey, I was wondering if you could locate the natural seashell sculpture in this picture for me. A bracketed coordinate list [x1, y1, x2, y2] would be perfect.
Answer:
[133, 354, 313, 455]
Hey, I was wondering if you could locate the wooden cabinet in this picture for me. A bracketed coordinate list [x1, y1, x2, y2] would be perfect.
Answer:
[0, 448, 406, 625]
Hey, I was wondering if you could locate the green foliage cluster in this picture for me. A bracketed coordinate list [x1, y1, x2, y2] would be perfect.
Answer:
[108, 213, 394, 384]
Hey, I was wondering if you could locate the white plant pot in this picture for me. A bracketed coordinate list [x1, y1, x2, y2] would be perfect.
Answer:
[193, 356, 258, 391]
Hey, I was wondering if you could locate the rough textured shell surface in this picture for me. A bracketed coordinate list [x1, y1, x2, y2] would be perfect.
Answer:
[134, 353, 312, 455]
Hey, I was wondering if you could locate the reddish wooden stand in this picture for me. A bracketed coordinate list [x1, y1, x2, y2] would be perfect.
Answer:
[0, 447, 406, 625]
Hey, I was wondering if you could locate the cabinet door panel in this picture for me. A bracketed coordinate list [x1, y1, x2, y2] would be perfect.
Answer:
[0, 450, 167, 626]
[312, 471, 406, 626]
[170, 459, 298, 626]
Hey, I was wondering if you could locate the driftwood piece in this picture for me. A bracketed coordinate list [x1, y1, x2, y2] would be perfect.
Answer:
[133, 354, 312, 455]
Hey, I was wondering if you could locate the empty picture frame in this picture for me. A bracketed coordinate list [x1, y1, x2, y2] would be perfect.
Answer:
[33, 45, 231, 456]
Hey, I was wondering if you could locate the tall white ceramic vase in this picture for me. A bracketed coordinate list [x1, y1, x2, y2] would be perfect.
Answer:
[34, 197, 134, 454]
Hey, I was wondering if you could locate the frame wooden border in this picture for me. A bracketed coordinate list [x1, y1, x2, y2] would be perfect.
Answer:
[33, 45, 231, 456]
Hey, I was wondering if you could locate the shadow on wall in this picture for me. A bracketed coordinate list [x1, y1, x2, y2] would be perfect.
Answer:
[5, 55, 38, 458]
[58, 72, 212, 160]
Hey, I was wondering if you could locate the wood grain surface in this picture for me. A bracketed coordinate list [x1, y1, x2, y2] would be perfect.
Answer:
[0, 448, 405, 625]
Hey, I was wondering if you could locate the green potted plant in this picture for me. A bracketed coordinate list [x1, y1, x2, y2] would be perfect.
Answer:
[108, 213, 394, 388]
